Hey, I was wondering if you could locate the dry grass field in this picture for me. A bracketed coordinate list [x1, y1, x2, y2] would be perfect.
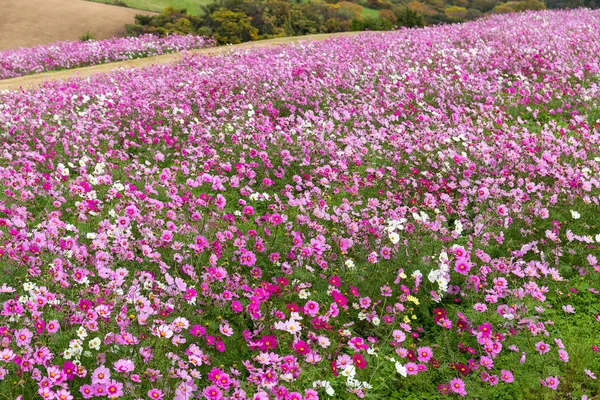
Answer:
[0, 0, 154, 51]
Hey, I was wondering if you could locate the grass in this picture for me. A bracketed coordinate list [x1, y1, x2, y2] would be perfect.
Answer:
[87, 0, 213, 16]
[361, 6, 380, 18]
[88, 0, 380, 19]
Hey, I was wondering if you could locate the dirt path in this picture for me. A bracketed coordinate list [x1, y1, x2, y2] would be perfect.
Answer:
[0, 0, 154, 51]
[0, 32, 364, 92]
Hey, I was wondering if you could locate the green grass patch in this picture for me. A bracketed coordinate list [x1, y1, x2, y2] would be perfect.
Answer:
[87, 0, 212, 16]
[361, 6, 380, 18]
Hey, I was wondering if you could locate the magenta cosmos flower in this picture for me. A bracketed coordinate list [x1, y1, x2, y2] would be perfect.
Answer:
[417, 346, 433, 363]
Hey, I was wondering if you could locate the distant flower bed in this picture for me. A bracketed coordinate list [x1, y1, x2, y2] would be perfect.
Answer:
[0, 34, 215, 79]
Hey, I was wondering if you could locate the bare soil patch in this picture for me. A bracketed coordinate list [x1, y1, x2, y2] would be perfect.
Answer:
[0, 0, 154, 51]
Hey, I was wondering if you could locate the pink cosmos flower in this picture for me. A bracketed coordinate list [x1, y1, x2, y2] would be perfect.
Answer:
[63, 361, 77, 380]
[392, 329, 406, 343]
[215, 341, 226, 353]
[449, 377, 467, 396]
[288, 392, 302, 400]
[148, 389, 164, 399]
[454, 258, 472, 275]
[304, 300, 320, 316]
[55, 389, 73, 400]
[0, 349, 15, 362]
[536, 341, 550, 355]
[215, 373, 231, 389]
[240, 250, 257, 266]
[543, 376, 560, 390]
[478, 322, 493, 338]
[15, 329, 33, 347]
[293, 340, 311, 355]
[353, 353, 367, 369]
[417, 347, 433, 363]
[46, 320, 60, 334]
[38, 387, 54, 399]
[558, 349, 569, 362]
[114, 359, 135, 374]
[106, 380, 124, 398]
[91, 366, 110, 384]
[34, 319, 45, 335]
[80, 385, 94, 399]
[480, 356, 494, 370]
[405, 362, 419, 375]
[190, 325, 206, 337]
[584, 369, 597, 379]
[219, 322, 234, 337]
[500, 370, 514, 383]
[562, 304, 575, 314]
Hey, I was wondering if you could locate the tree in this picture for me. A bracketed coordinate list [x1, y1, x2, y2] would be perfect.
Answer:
[210, 9, 259, 44]
[379, 8, 399, 23]
[445, 5, 468, 20]
[393, 6, 425, 26]
[471, 0, 496, 12]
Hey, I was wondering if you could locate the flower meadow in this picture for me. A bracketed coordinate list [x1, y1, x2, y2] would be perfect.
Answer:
[0, 34, 215, 80]
[0, 8, 600, 400]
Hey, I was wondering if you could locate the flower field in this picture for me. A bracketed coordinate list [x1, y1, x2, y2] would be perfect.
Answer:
[0, 34, 214, 80]
[0, 8, 599, 400]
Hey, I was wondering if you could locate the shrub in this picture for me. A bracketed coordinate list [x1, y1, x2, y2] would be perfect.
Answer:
[79, 31, 96, 42]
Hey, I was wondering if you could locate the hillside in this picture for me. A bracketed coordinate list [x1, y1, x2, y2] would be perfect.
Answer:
[0, 9, 598, 399]
[0, 0, 154, 51]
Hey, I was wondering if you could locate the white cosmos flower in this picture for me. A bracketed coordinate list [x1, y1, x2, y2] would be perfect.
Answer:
[388, 232, 400, 244]
[428, 269, 440, 283]
[324, 382, 335, 396]
[345, 259, 355, 270]
[454, 220, 463, 234]
[395, 361, 407, 377]
[346, 377, 360, 388]
[77, 327, 88, 340]
[341, 365, 356, 378]
[285, 320, 302, 334]
[439, 251, 449, 262]
[88, 338, 101, 350]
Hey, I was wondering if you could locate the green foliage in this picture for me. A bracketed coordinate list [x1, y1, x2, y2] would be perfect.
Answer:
[392, 5, 425, 26]
[79, 31, 96, 42]
[444, 5, 468, 20]
[102, 0, 600, 43]
[210, 8, 259, 43]
[492, 0, 545, 13]
[351, 15, 394, 29]
[88, 0, 212, 15]
[121, 0, 600, 44]
[128, 0, 399, 44]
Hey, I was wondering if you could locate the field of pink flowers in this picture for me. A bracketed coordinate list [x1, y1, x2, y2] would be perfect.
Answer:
[0, 34, 214, 80]
[0, 8, 599, 400]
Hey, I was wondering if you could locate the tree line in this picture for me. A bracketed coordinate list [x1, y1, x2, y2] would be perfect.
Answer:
[126, 0, 599, 45]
